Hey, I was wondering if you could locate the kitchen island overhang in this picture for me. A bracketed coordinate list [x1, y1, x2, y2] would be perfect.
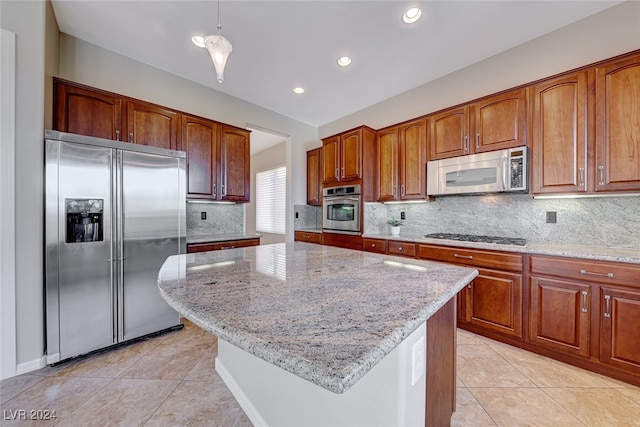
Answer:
[158, 242, 477, 425]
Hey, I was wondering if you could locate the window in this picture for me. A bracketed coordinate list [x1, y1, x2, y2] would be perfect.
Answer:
[256, 166, 286, 234]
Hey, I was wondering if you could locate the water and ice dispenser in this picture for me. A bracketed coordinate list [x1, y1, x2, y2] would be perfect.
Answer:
[65, 199, 104, 243]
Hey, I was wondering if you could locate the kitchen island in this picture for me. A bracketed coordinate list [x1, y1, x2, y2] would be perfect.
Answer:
[158, 242, 477, 426]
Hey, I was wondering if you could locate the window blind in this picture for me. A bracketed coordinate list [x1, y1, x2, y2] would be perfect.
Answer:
[256, 166, 286, 234]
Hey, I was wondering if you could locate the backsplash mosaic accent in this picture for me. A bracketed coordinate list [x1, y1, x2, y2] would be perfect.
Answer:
[294, 204, 322, 230]
[186, 202, 244, 236]
[365, 194, 640, 248]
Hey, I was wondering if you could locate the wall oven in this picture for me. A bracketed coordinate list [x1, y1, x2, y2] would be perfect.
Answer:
[322, 184, 361, 234]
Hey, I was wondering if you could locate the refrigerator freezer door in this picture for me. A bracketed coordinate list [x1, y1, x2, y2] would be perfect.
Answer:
[118, 150, 181, 341]
[54, 141, 115, 360]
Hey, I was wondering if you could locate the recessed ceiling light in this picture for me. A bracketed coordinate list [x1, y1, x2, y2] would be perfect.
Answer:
[402, 7, 422, 24]
[293, 87, 305, 94]
[337, 56, 352, 67]
[191, 35, 206, 48]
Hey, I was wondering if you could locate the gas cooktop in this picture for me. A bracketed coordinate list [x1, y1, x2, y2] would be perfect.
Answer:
[424, 233, 527, 246]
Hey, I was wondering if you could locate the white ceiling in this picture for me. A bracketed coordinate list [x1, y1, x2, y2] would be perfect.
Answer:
[51, 1, 621, 129]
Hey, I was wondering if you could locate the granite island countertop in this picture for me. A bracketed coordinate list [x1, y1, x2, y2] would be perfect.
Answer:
[157, 242, 478, 394]
[363, 232, 640, 264]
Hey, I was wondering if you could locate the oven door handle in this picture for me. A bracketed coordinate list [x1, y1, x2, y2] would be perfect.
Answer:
[323, 196, 360, 202]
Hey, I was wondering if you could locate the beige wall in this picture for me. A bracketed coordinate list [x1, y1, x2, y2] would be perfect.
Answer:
[319, 1, 640, 137]
[247, 141, 288, 245]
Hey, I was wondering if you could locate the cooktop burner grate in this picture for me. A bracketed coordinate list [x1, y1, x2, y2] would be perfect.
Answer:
[424, 233, 527, 246]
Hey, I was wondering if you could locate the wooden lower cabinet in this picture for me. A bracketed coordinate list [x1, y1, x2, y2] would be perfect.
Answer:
[529, 276, 591, 357]
[460, 268, 523, 338]
[362, 238, 387, 254]
[294, 231, 322, 244]
[387, 240, 416, 257]
[187, 238, 260, 253]
[600, 286, 640, 372]
[321, 232, 362, 251]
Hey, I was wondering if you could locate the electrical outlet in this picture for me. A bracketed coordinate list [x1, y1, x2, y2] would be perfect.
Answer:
[400, 211, 406, 220]
[411, 336, 425, 386]
[201, 211, 207, 220]
[546, 211, 557, 223]
[295, 212, 299, 219]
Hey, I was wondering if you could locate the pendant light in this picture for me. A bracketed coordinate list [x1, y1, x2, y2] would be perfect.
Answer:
[199, 0, 233, 83]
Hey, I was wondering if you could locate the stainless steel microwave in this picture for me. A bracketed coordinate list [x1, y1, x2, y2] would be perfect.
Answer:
[426, 147, 527, 196]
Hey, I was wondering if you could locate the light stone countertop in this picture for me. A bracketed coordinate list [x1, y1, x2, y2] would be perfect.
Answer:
[186, 233, 262, 245]
[157, 242, 478, 394]
[362, 232, 640, 265]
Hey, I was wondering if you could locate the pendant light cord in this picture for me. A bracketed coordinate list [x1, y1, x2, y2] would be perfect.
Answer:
[217, 0, 222, 32]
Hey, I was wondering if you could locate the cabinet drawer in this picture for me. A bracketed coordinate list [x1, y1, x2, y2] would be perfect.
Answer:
[362, 238, 387, 254]
[530, 256, 640, 287]
[418, 244, 523, 272]
[388, 241, 416, 257]
[294, 231, 322, 244]
[187, 238, 260, 253]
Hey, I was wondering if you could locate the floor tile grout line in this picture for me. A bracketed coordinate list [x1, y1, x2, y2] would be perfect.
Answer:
[462, 386, 500, 427]
[140, 378, 184, 426]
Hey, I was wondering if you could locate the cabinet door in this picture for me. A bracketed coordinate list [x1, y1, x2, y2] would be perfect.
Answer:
[465, 268, 522, 337]
[472, 88, 527, 153]
[595, 55, 640, 192]
[531, 72, 588, 194]
[398, 118, 427, 200]
[529, 277, 591, 357]
[220, 126, 250, 202]
[600, 287, 640, 372]
[54, 80, 124, 141]
[376, 127, 398, 202]
[181, 114, 219, 200]
[127, 100, 179, 150]
[429, 106, 469, 160]
[322, 135, 340, 184]
[341, 129, 362, 181]
[306, 148, 322, 206]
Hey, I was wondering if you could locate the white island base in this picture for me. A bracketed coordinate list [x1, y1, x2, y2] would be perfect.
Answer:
[216, 323, 427, 427]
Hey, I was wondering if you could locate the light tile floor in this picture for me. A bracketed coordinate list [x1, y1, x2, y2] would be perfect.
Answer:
[1, 321, 639, 426]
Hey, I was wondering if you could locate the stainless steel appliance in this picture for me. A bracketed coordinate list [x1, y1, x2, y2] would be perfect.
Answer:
[322, 184, 361, 234]
[45, 130, 186, 363]
[426, 147, 527, 196]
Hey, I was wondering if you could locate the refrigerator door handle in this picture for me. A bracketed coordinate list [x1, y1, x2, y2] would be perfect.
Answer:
[116, 150, 125, 342]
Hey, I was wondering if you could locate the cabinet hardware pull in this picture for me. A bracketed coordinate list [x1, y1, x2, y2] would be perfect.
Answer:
[398, 247, 403, 251]
[115, 130, 120, 141]
[392, 185, 396, 196]
[581, 291, 588, 313]
[580, 269, 613, 278]
[467, 284, 472, 289]
[220, 245, 235, 250]
[335, 168, 339, 179]
[453, 254, 473, 260]
[221, 184, 226, 197]
[401, 184, 405, 196]
[213, 184, 216, 195]
[604, 295, 611, 318]
[341, 167, 345, 178]
[579, 167, 585, 187]
[476, 133, 480, 148]
[464, 135, 469, 152]
[129, 132, 134, 143]
[371, 244, 376, 247]
[598, 165, 605, 185]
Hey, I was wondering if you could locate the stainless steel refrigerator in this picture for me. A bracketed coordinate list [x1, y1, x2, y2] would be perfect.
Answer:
[45, 130, 186, 364]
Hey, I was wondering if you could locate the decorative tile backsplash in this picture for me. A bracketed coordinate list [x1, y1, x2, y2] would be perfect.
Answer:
[365, 194, 640, 248]
[186, 202, 244, 236]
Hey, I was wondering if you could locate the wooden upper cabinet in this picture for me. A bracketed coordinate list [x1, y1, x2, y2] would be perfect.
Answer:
[471, 88, 527, 153]
[429, 106, 469, 160]
[375, 127, 398, 202]
[181, 114, 219, 200]
[340, 129, 362, 181]
[306, 148, 322, 206]
[54, 79, 124, 141]
[398, 118, 427, 200]
[531, 72, 589, 195]
[322, 135, 340, 184]
[220, 126, 250, 202]
[595, 54, 640, 192]
[127, 100, 179, 150]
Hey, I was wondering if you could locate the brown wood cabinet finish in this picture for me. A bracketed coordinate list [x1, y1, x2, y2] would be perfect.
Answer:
[595, 54, 640, 192]
[54, 79, 124, 141]
[531, 72, 589, 194]
[340, 129, 362, 182]
[471, 88, 527, 153]
[187, 238, 260, 253]
[429, 106, 469, 160]
[375, 127, 398, 202]
[220, 126, 251, 202]
[126, 100, 179, 150]
[600, 287, 640, 372]
[294, 231, 322, 244]
[181, 114, 219, 200]
[425, 298, 456, 427]
[362, 238, 387, 254]
[417, 244, 523, 273]
[387, 240, 416, 258]
[322, 126, 375, 190]
[322, 135, 340, 185]
[306, 148, 322, 206]
[529, 276, 591, 357]
[321, 232, 362, 251]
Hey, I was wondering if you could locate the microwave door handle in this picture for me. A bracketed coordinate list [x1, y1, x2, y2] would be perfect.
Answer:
[502, 158, 508, 190]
